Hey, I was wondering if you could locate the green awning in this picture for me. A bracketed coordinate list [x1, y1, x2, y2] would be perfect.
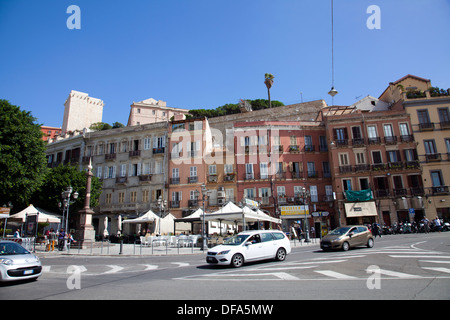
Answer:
[345, 189, 373, 202]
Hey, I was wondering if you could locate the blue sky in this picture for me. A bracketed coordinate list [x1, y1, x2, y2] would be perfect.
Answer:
[1, 0, 449, 127]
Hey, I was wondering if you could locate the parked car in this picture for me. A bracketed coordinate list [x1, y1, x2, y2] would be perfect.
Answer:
[206, 230, 291, 268]
[320, 226, 374, 251]
[0, 240, 42, 282]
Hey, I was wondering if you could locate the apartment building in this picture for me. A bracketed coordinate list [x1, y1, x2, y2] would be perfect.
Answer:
[234, 121, 334, 233]
[379, 74, 450, 221]
[127, 98, 189, 126]
[323, 106, 422, 226]
[46, 122, 169, 236]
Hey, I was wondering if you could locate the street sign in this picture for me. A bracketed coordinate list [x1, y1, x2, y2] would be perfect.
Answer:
[408, 208, 415, 215]
[311, 211, 330, 217]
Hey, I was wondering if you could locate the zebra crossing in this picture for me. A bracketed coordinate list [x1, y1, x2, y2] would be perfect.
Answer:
[41, 261, 191, 277]
[175, 244, 450, 282]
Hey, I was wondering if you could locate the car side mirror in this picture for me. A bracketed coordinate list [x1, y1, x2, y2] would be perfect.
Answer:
[348, 232, 354, 237]
[245, 241, 252, 246]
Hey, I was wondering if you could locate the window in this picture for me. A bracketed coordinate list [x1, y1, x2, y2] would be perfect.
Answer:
[244, 188, 255, 199]
[260, 163, 269, 179]
[105, 193, 112, 204]
[277, 186, 286, 196]
[334, 128, 348, 144]
[190, 166, 197, 177]
[404, 149, 418, 162]
[372, 151, 383, 164]
[343, 179, 352, 191]
[424, 140, 437, 154]
[355, 152, 366, 164]
[172, 168, 179, 178]
[118, 192, 125, 204]
[209, 165, 217, 175]
[120, 164, 127, 177]
[438, 108, 450, 123]
[352, 126, 362, 139]
[172, 191, 182, 201]
[305, 136, 313, 151]
[383, 124, 394, 137]
[144, 137, 151, 150]
[387, 150, 400, 163]
[260, 233, 274, 242]
[359, 178, 369, 190]
[246, 163, 254, 179]
[445, 138, 450, 154]
[190, 190, 197, 200]
[430, 171, 444, 187]
[310, 186, 318, 202]
[322, 162, 331, 178]
[142, 190, 149, 203]
[339, 153, 349, 166]
[307, 162, 316, 177]
[399, 123, 410, 136]
[224, 164, 233, 174]
[367, 125, 377, 138]
[130, 191, 137, 203]
[290, 136, 297, 145]
[319, 136, 328, 151]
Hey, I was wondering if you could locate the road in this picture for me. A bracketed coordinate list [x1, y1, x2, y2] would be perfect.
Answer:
[2, 233, 450, 301]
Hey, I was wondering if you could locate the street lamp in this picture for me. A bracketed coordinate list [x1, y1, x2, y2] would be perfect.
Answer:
[157, 195, 167, 235]
[298, 186, 311, 243]
[195, 184, 210, 251]
[59, 186, 78, 249]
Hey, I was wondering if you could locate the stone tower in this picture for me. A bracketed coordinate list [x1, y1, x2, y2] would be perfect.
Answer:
[62, 90, 104, 133]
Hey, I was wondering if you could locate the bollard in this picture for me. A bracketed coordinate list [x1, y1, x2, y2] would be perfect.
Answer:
[119, 240, 123, 255]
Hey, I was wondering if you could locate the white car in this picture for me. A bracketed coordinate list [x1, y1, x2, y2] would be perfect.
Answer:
[206, 230, 291, 268]
[0, 241, 42, 282]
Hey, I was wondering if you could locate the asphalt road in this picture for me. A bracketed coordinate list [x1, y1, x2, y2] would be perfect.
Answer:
[2, 232, 450, 301]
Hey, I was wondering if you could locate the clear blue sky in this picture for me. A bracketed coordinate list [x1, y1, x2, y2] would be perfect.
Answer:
[1, 0, 449, 127]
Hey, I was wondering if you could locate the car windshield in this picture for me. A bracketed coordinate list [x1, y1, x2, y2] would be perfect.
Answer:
[329, 227, 352, 235]
[0, 242, 30, 255]
[223, 234, 250, 246]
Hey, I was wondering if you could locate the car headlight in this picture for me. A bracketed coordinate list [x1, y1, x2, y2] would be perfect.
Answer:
[217, 250, 230, 256]
[332, 237, 342, 242]
[0, 258, 13, 266]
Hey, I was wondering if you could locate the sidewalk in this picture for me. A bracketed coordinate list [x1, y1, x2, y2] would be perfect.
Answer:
[35, 238, 320, 257]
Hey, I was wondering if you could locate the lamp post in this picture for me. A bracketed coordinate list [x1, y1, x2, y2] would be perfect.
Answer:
[195, 184, 210, 251]
[299, 186, 311, 243]
[59, 186, 78, 250]
[157, 195, 167, 235]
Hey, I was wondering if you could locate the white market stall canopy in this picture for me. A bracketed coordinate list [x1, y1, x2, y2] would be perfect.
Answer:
[8, 204, 61, 223]
[204, 202, 281, 225]
[122, 210, 190, 234]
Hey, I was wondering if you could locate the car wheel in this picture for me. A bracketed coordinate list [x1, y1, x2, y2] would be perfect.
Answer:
[342, 241, 350, 251]
[230, 253, 244, 268]
[275, 248, 287, 261]
[367, 238, 374, 248]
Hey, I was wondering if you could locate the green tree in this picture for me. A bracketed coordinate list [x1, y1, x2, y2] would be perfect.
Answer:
[30, 164, 102, 214]
[0, 100, 47, 208]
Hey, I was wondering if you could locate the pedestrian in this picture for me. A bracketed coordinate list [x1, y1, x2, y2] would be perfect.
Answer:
[434, 217, 442, 232]
[372, 223, 381, 238]
[58, 228, 66, 251]
[295, 224, 302, 241]
[13, 229, 21, 238]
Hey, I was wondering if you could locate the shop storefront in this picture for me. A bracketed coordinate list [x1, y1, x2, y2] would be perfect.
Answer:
[344, 201, 378, 225]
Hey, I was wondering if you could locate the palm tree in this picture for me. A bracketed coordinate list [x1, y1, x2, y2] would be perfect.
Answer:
[264, 73, 274, 108]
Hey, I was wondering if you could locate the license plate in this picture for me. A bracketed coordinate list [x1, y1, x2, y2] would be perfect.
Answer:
[24, 270, 34, 275]
[206, 257, 215, 262]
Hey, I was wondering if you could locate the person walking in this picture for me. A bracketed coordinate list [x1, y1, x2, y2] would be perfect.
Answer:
[58, 228, 66, 251]
[372, 223, 381, 238]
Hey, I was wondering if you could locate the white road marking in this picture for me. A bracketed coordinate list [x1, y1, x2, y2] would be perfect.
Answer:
[143, 264, 159, 270]
[171, 262, 190, 267]
[419, 260, 450, 264]
[103, 265, 124, 274]
[422, 267, 450, 274]
[377, 269, 418, 278]
[315, 270, 357, 279]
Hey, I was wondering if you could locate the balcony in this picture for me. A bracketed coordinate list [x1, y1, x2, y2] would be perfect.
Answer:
[170, 177, 180, 184]
[272, 145, 284, 153]
[440, 121, 450, 129]
[384, 136, 397, 145]
[393, 188, 407, 196]
[245, 173, 255, 180]
[375, 189, 390, 198]
[339, 165, 353, 174]
[432, 186, 449, 195]
[307, 171, 319, 178]
[289, 145, 300, 153]
[405, 160, 419, 169]
[105, 153, 116, 161]
[425, 153, 441, 162]
[138, 174, 152, 182]
[388, 161, 403, 170]
[304, 145, 315, 152]
[372, 163, 387, 171]
[224, 174, 235, 182]
[153, 147, 165, 155]
[188, 199, 199, 207]
[355, 164, 370, 172]
[335, 139, 348, 147]
[170, 201, 180, 208]
[352, 138, 365, 147]
[368, 137, 381, 145]
[129, 150, 141, 157]
[207, 175, 218, 183]
[419, 122, 435, 131]
[291, 172, 303, 179]
[187, 176, 198, 184]
[275, 172, 286, 180]
[400, 135, 414, 142]
[410, 187, 424, 196]
[115, 177, 127, 185]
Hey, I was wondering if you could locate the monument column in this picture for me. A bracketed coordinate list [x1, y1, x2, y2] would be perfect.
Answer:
[77, 159, 96, 246]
